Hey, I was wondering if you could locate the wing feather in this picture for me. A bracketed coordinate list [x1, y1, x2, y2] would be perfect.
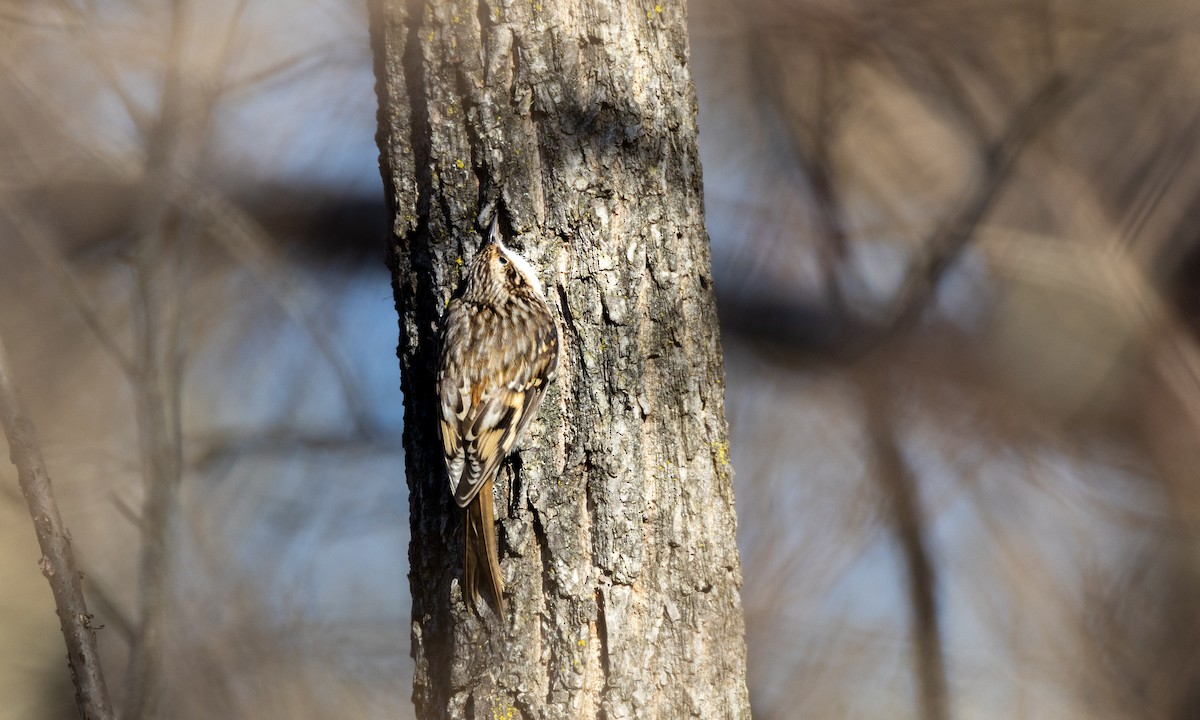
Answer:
[438, 275, 560, 508]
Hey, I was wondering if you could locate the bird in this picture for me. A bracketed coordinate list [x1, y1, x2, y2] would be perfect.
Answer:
[436, 216, 560, 616]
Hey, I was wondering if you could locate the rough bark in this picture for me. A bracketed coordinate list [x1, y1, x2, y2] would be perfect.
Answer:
[371, 0, 750, 717]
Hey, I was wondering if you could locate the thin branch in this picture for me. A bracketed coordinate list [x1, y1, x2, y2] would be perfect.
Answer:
[0, 46, 142, 184]
[1118, 109, 1200, 258]
[123, 4, 190, 716]
[0, 198, 138, 378]
[213, 0, 253, 85]
[191, 429, 404, 471]
[0, 329, 115, 720]
[874, 31, 993, 150]
[747, 38, 852, 317]
[52, 0, 153, 134]
[184, 186, 379, 438]
[218, 32, 365, 100]
[20, 44, 381, 439]
[881, 35, 1153, 338]
[861, 369, 948, 720]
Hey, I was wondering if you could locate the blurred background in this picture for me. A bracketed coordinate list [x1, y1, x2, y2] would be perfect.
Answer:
[2, 0, 1200, 718]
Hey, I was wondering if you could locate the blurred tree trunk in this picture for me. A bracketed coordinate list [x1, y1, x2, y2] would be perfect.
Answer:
[370, 0, 750, 718]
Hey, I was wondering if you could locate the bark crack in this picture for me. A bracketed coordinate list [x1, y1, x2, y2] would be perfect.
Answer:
[528, 501, 556, 711]
[475, 0, 492, 75]
[450, 59, 491, 218]
[555, 282, 582, 353]
[401, 0, 431, 235]
[595, 587, 612, 717]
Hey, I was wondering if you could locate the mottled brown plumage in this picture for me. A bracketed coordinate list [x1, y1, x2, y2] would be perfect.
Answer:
[437, 218, 559, 615]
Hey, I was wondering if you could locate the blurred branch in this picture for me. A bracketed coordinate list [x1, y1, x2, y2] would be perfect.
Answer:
[1119, 111, 1200, 258]
[861, 369, 947, 720]
[808, 53, 850, 315]
[52, 0, 152, 135]
[882, 35, 1152, 338]
[0, 4, 84, 30]
[0, 197, 137, 378]
[186, 187, 379, 439]
[748, 36, 853, 317]
[0, 46, 141, 184]
[2, 17, 373, 438]
[722, 31, 1150, 360]
[871, 11, 1009, 150]
[82, 571, 137, 643]
[213, 0, 252, 82]
[191, 429, 403, 473]
[0, 329, 115, 720]
[113, 491, 144, 532]
[123, 4, 193, 716]
[222, 40, 361, 99]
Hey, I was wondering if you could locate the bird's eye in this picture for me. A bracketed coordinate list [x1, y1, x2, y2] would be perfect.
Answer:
[498, 255, 509, 266]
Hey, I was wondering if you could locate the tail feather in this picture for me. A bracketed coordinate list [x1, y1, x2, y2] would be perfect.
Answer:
[464, 480, 505, 615]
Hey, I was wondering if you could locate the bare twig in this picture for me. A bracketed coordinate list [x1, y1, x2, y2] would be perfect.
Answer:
[0, 330, 115, 720]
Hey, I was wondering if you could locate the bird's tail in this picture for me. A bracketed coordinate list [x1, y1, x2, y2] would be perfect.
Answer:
[464, 479, 505, 615]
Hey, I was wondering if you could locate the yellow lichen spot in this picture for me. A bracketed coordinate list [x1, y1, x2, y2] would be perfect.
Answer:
[577, 638, 586, 647]
[655, 3, 663, 12]
[456, 159, 465, 169]
[448, 105, 456, 115]
[646, 10, 652, 18]
[712, 439, 729, 467]
[427, 30, 435, 42]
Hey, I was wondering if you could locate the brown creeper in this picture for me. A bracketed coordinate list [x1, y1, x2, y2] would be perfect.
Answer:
[437, 217, 560, 615]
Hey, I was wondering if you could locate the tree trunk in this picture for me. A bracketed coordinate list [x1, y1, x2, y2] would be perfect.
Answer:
[371, 1, 750, 717]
